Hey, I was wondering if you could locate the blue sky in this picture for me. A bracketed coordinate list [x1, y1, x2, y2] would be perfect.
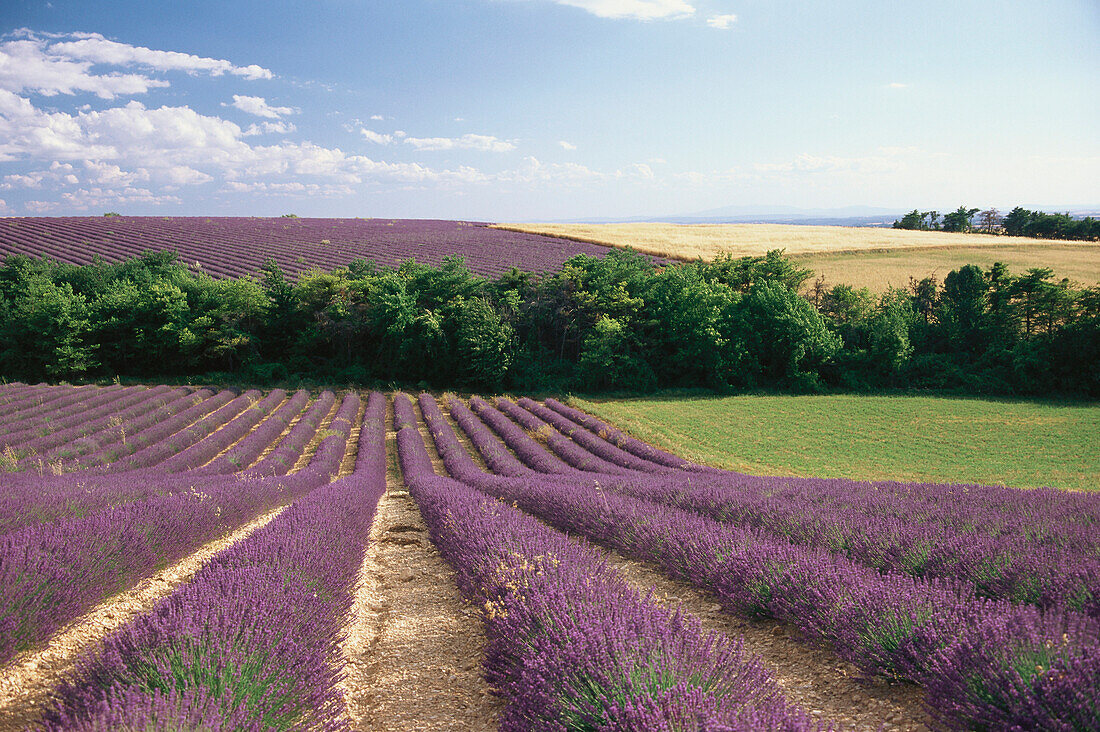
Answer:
[0, 0, 1096, 220]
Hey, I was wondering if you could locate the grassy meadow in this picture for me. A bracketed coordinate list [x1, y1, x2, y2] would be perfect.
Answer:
[570, 393, 1100, 491]
[497, 222, 1100, 291]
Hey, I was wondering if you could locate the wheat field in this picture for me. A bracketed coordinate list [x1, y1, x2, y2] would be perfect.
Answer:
[495, 223, 1100, 290]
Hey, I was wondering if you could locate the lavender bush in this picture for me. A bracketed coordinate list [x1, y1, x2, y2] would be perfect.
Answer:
[395, 394, 816, 731]
[41, 392, 388, 730]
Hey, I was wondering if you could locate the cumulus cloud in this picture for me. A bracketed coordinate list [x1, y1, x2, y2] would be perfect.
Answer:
[706, 13, 738, 29]
[558, 140, 577, 150]
[553, 0, 695, 20]
[0, 30, 273, 99]
[404, 133, 516, 152]
[228, 94, 295, 118]
[359, 128, 394, 145]
[243, 121, 297, 136]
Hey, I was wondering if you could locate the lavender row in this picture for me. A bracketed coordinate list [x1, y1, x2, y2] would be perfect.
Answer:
[0, 393, 351, 535]
[517, 397, 682, 474]
[467, 396, 575, 474]
[40, 393, 387, 731]
[0, 384, 89, 431]
[0, 387, 221, 489]
[0, 385, 132, 444]
[2, 386, 156, 451]
[443, 395, 532, 477]
[493, 396, 635, 474]
[247, 390, 337, 476]
[150, 389, 287, 473]
[187, 389, 310, 475]
[81, 388, 237, 472]
[102, 389, 261, 472]
[430, 395, 1100, 730]
[394, 395, 815, 731]
[1, 216, 625, 280]
[606, 472, 1100, 615]
[499, 398, 1100, 611]
[544, 397, 715, 471]
[0, 384, 73, 426]
[13, 386, 178, 464]
[0, 407, 353, 666]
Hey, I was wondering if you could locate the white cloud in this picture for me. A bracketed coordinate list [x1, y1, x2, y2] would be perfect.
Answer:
[706, 13, 738, 29]
[0, 31, 273, 100]
[359, 128, 394, 145]
[887, 82, 907, 89]
[48, 34, 273, 79]
[0, 79, 511, 210]
[370, 114, 385, 121]
[558, 140, 577, 150]
[0, 39, 170, 99]
[243, 121, 297, 136]
[500, 155, 606, 185]
[553, 0, 695, 20]
[618, 162, 654, 180]
[228, 95, 295, 118]
[1, 161, 77, 189]
[404, 133, 516, 152]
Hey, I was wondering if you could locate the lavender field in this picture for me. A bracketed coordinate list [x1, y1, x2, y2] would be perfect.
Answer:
[0, 382, 1096, 730]
[0, 217, 621, 280]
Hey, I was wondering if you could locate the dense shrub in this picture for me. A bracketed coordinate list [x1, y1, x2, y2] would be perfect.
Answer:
[0, 248, 1095, 396]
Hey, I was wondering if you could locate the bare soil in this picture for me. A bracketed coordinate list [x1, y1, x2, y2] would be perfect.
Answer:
[339, 401, 501, 730]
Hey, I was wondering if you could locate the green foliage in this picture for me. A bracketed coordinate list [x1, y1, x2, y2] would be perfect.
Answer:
[579, 316, 655, 391]
[0, 247, 1095, 397]
[892, 210, 939, 230]
[941, 206, 980, 233]
[728, 280, 841, 388]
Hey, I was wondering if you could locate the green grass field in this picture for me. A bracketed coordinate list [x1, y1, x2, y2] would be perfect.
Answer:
[570, 393, 1100, 491]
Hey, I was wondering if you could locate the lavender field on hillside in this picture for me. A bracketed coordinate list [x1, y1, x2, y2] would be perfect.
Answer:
[0, 217, 623, 279]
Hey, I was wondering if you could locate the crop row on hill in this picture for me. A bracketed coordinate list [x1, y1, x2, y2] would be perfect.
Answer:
[0, 382, 1096, 729]
[0, 216, 621, 280]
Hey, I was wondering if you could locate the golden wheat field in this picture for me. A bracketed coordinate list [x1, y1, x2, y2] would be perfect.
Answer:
[495, 223, 1100, 291]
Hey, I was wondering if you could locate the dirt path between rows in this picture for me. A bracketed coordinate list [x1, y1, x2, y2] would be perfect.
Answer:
[337, 399, 502, 730]
[0, 505, 287, 732]
[600, 548, 932, 731]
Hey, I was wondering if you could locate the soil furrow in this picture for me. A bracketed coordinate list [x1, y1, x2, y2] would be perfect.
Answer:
[339, 398, 501, 730]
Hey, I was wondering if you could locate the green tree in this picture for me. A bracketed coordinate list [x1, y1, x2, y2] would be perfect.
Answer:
[727, 280, 840, 388]
[941, 206, 980, 233]
[0, 274, 97, 377]
[644, 264, 737, 386]
[893, 210, 924, 230]
[578, 315, 655, 391]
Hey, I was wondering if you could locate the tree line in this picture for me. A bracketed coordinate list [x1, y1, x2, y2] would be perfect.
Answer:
[0, 249, 1096, 396]
[893, 206, 1100, 240]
